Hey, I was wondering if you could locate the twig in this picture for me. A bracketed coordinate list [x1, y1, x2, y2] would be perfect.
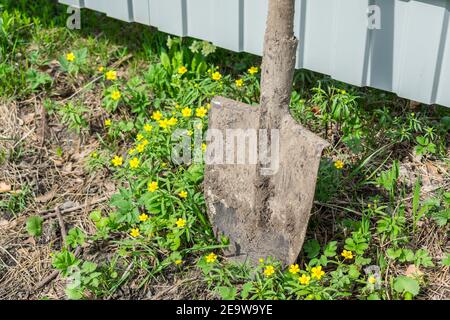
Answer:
[41, 196, 109, 219]
[12, 128, 35, 149]
[33, 270, 59, 291]
[55, 207, 67, 243]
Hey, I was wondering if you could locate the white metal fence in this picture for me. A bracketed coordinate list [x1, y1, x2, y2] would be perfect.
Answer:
[60, 0, 450, 108]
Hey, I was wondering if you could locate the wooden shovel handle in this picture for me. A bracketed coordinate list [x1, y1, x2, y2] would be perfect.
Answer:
[259, 0, 298, 129]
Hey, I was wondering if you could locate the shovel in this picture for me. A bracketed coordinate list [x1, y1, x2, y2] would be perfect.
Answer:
[204, 0, 329, 266]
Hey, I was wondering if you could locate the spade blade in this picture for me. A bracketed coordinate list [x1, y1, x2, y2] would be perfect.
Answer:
[204, 96, 329, 266]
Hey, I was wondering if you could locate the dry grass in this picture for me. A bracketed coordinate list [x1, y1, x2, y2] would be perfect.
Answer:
[0, 98, 113, 299]
[0, 89, 448, 300]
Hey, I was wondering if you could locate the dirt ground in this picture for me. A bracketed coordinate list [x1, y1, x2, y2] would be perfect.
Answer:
[0, 81, 448, 300]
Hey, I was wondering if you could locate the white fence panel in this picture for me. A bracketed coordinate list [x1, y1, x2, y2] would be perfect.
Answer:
[58, 0, 450, 107]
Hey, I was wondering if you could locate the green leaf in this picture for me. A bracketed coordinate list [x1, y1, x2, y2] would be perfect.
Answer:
[52, 249, 79, 276]
[66, 287, 83, 300]
[160, 52, 171, 72]
[318, 255, 328, 266]
[303, 239, 320, 259]
[432, 209, 449, 227]
[66, 228, 86, 249]
[367, 293, 381, 300]
[441, 254, 450, 267]
[355, 256, 371, 266]
[414, 249, 434, 267]
[81, 261, 97, 274]
[441, 116, 450, 130]
[240, 282, 253, 299]
[323, 241, 337, 257]
[402, 249, 415, 263]
[393, 276, 420, 296]
[26, 216, 44, 237]
[386, 248, 402, 260]
[348, 265, 361, 279]
[217, 286, 237, 300]
[89, 210, 102, 222]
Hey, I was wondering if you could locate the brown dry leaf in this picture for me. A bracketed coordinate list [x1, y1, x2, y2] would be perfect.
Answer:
[405, 264, 423, 278]
[0, 219, 9, 229]
[22, 112, 36, 125]
[425, 161, 443, 182]
[0, 182, 12, 193]
[23, 237, 36, 246]
[62, 162, 73, 173]
[409, 100, 421, 110]
[104, 181, 116, 194]
[52, 158, 64, 166]
[35, 189, 56, 203]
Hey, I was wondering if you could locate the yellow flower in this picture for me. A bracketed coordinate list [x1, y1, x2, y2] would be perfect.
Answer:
[130, 228, 140, 237]
[235, 79, 244, 87]
[341, 250, 354, 260]
[311, 266, 325, 280]
[212, 71, 222, 81]
[289, 264, 300, 275]
[181, 107, 192, 118]
[139, 213, 149, 222]
[111, 155, 123, 167]
[144, 124, 153, 132]
[206, 252, 218, 263]
[111, 90, 121, 101]
[98, 66, 104, 72]
[175, 259, 183, 265]
[187, 130, 193, 137]
[206, 103, 211, 110]
[151, 111, 163, 121]
[368, 276, 377, 284]
[159, 119, 169, 129]
[129, 157, 140, 169]
[263, 265, 275, 277]
[248, 66, 259, 75]
[299, 274, 311, 285]
[178, 191, 188, 199]
[196, 107, 208, 118]
[141, 139, 149, 146]
[259, 258, 264, 264]
[135, 134, 143, 141]
[176, 218, 186, 228]
[202, 143, 207, 152]
[104, 119, 111, 127]
[148, 181, 158, 192]
[168, 117, 178, 126]
[136, 143, 145, 153]
[178, 66, 188, 75]
[161, 162, 167, 168]
[128, 148, 135, 155]
[106, 70, 117, 81]
[334, 160, 344, 170]
[66, 52, 75, 62]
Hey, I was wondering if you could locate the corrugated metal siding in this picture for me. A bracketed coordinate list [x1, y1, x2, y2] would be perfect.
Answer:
[59, 0, 450, 107]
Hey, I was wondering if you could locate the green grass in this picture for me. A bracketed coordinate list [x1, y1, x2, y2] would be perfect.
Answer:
[1, 1, 449, 300]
